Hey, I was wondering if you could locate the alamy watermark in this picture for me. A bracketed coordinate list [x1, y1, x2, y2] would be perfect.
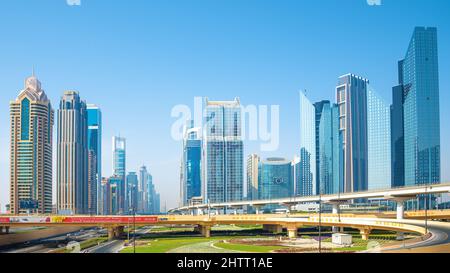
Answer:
[66, 0, 81, 6]
[171, 97, 280, 152]
[367, 0, 382, 6]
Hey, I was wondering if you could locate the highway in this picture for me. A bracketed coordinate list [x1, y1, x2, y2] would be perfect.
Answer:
[86, 227, 152, 253]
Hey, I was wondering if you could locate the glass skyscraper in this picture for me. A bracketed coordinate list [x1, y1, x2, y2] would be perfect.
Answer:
[246, 154, 260, 201]
[126, 172, 138, 212]
[10, 74, 54, 214]
[367, 86, 392, 190]
[112, 136, 126, 214]
[318, 102, 342, 194]
[336, 74, 369, 193]
[203, 98, 243, 203]
[259, 158, 293, 200]
[391, 60, 405, 188]
[402, 27, 440, 187]
[298, 91, 316, 196]
[314, 101, 329, 195]
[180, 120, 202, 206]
[87, 104, 102, 214]
[57, 91, 89, 215]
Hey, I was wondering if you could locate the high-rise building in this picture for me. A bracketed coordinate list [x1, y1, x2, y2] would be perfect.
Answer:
[367, 86, 392, 190]
[126, 172, 138, 212]
[180, 120, 202, 206]
[112, 136, 126, 213]
[246, 154, 260, 200]
[314, 100, 330, 195]
[10, 74, 54, 214]
[318, 102, 342, 194]
[99, 177, 109, 215]
[138, 165, 152, 214]
[87, 104, 102, 214]
[57, 91, 88, 215]
[336, 74, 369, 193]
[107, 175, 123, 215]
[391, 60, 405, 188]
[203, 98, 243, 203]
[297, 91, 316, 196]
[402, 27, 440, 187]
[259, 158, 293, 200]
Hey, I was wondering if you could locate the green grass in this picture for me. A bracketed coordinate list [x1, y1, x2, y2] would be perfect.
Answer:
[214, 242, 287, 253]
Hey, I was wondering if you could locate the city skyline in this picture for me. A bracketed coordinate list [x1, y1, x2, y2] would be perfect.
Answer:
[1, 0, 450, 211]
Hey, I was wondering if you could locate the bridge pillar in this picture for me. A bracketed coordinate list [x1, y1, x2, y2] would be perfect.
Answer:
[198, 225, 211, 238]
[286, 225, 298, 239]
[4, 227, 9, 234]
[108, 227, 115, 241]
[108, 226, 125, 241]
[0, 226, 3, 234]
[359, 228, 371, 241]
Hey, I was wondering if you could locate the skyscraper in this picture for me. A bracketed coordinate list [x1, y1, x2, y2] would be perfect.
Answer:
[336, 74, 369, 193]
[107, 175, 123, 215]
[126, 172, 138, 212]
[87, 104, 102, 214]
[367, 86, 392, 190]
[138, 165, 151, 214]
[112, 136, 126, 214]
[203, 98, 243, 203]
[10, 74, 54, 214]
[391, 61, 405, 188]
[57, 91, 89, 215]
[298, 91, 316, 196]
[402, 27, 440, 187]
[180, 120, 202, 206]
[318, 102, 342, 194]
[246, 154, 260, 201]
[314, 100, 329, 195]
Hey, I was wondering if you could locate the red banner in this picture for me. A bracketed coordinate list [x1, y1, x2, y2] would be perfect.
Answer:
[0, 217, 10, 223]
[61, 216, 159, 224]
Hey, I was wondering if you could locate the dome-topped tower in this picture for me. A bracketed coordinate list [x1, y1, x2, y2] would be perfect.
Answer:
[18, 72, 48, 102]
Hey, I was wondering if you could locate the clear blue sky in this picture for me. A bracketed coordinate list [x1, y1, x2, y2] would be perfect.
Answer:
[0, 0, 449, 211]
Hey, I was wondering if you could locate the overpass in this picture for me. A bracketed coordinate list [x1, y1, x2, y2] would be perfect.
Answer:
[172, 183, 450, 221]
[0, 214, 433, 241]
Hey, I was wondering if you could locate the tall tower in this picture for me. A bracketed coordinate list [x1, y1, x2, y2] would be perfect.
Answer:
[298, 91, 316, 196]
[402, 27, 440, 187]
[112, 136, 126, 214]
[203, 98, 243, 203]
[86, 104, 102, 215]
[181, 120, 202, 206]
[336, 74, 369, 193]
[10, 74, 54, 214]
[57, 91, 88, 215]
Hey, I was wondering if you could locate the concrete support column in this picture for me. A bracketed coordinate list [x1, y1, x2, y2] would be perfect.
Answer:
[5, 227, 9, 234]
[199, 225, 211, 238]
[115, 226, 124, 238]
[108, 227, 115, 241]
[286, 225, 298, 239]
[360, 228, 371, 241]
[0, 226, 3, 234]
[396, 201, 405, 220]
[332, 203, 339, 214]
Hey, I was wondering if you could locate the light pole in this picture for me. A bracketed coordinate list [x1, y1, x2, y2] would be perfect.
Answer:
[319, 191, 322, 254]
[425, 185, 428, 234]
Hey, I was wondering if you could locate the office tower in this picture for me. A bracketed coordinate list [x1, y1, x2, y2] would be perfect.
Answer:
[180, 120, 202, 206]
[402, 27, 440, 187]
[112, 136, 126, 213]
[259, 158, 293, 200]
[391, 60, 405, 188]
[367, 86, 392, 190]
[87, 104, 102, 214]
[107, 175, 123, 215]
[247, 154, 260, 200]
[138, 165, 151, 213]
[100, 177, 109, 215]
[203, 98, 243, 203]
[314, 101, 330, 195]
[318, 102, 342, 194]
[147, 173, 155, 213]
[57, 91, 89, 215]
[126, 172, 138, 212]
[298, 91, 316, 196]
[336, 74, 369, 193]
[154, 193, 161, 214]
[10, 74, 54, 214]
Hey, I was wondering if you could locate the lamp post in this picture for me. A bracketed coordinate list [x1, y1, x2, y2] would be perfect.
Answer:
[319, 191, 322, 254]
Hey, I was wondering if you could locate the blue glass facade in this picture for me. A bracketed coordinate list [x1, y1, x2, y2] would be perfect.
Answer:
[113, 136, 126, 214]
[181, 122, 202, 206]
[402, 27, 440, 187]
[318, 103, 342, 194]
[297, 91, 316, 196]
[314, 101, 329, 195]
[87, 105, 102, 214]
[367, 86, 392, 190]
[391, 61, 405, 188]
[259, 158, 293, 200]
[203, 98, 243, 203]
